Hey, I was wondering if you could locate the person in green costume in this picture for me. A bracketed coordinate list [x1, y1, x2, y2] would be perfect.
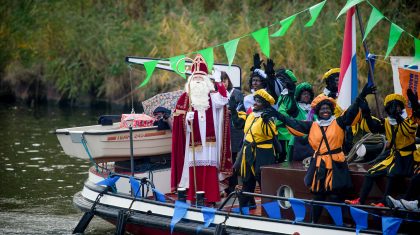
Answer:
[289, 82, 316, 161]
[274, 69, 298, 162]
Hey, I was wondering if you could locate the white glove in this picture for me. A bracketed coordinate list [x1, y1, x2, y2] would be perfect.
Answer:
[186, 111, 195, 121]
[211, 69, 222, 83]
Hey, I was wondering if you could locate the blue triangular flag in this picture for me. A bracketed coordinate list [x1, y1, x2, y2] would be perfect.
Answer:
[289, 198, 305, 222]
[96, 175, 120, 187]
[170, 200, 190, 233]
[350, 206, 368, 235]
[196, 207, 216, 233]
[382, 217, 402, 235]
[232, 207, 249, 215]
[323, 205, 343, 226]
[129, 176, 141, 198]
[366, 53, 376, 86]
[152, 188, 166, 202]
[262, 201, 281, 219]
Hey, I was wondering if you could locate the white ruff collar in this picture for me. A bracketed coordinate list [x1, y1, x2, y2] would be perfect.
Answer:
[388, 109, 408, 125]
[323, 88, 331, 96]
[298, 102, 311, 112]
[253, 111, 263, 117]
[316, 116, 336, 126]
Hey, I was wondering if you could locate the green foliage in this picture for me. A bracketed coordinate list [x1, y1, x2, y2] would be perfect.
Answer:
[1, 0, 419, 105]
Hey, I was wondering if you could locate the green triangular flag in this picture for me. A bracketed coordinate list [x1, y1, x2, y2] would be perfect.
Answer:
[385, 23, 404, 59]
[337, 0, 365, 19]
[170, 55, 186, 79]
[414, 38, 420, 63]
[363, 7, 384, 41]
[251, 27, 270, 57]
[198, 47, 214, 72]
[138, 60, 158, 88]
[305, 0, 326, 27]
[223, 38, 240, 66]
[271, 14, 297, 37]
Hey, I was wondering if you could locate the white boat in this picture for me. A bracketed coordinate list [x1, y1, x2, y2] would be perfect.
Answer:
[71, 164, 407, 235]
[55, 122, 172, 162]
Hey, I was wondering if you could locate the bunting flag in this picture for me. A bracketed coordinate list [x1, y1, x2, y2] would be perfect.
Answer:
[337, 0, 365, 19]
[223, 38, 240, 66]
[363, 6, 384, 41]
[337, 6, 358, 110]
[288, 198, 306, 223]
[199, 47, 214, 72]
[367, 53, 376, 86]
[252, 27, 270, 58]
[271, 14, 297, 37]
[96, 175, 120, 187]
[196, 207, 216, 233]
[382, 217, 403, 235]
[350, 207, 368, 235]
[262, 201, 281, 219]
[232, 206, 250, 215]
[138, 60, 158, 88]
[323, 205, 343, 226]
[170, 55, 186, 79]
[415, 38, 420, 62]
[170, 201, 190, 233]
[385, 23, 404, 59]
[305, 0, 326, 27]
[414, 38, 420, 63]
[129, 176, 141, 198]
[132, 0, 418, 88]
[152, 188, 166, 202]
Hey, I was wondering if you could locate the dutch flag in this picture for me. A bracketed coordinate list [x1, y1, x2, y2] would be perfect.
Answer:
[337, 7, 358, 110]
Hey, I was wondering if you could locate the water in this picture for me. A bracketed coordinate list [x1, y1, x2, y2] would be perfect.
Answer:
[0, 103, 121, 234]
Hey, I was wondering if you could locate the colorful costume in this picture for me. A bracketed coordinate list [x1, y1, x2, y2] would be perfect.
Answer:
[280, 94, 361, 193]
[231, 89, 277, 207]
[356, 94, 417, 204]
[170, 55, 232, 203]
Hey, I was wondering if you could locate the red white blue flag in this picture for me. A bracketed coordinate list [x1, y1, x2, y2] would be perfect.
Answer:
[337, 7, 358, 110]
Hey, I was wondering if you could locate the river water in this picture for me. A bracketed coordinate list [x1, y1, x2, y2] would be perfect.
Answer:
[0, 103, 121, 234]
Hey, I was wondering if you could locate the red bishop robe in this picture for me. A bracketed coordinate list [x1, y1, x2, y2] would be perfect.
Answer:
[170, 83, 232, 202]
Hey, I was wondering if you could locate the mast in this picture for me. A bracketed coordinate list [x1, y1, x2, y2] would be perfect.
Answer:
[355, 5, 382, 118]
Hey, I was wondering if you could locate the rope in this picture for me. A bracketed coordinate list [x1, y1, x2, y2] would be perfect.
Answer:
[346, 133, 386, 163]
[81, 134, 99, 172]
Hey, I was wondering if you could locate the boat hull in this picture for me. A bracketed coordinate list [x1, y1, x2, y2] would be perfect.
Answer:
[74, 180, 380, 235]
[56, 123, 172, 162]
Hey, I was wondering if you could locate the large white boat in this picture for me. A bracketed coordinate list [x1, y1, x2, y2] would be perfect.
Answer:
[56, 122, 172, 162]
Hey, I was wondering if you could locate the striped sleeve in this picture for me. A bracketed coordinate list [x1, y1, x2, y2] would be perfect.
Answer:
[283, 117, 312, 137]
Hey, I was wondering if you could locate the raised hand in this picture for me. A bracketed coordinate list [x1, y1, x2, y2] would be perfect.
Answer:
[251, 53, 263, 71]
[359, 83, 377, 99]
[407, 88, 420, 118]
[263, 59, 275, 78]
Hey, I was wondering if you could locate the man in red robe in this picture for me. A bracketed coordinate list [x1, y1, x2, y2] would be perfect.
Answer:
[171, 54, 232, 203]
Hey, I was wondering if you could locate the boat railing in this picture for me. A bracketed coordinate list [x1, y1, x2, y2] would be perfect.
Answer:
[218, 190, 420, 230]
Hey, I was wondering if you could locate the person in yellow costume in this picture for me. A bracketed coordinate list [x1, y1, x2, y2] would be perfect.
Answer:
[320, 68, 344, 117]
[229, 89, 279, 208]
[345, 93, 418, 207]
[263, 83, 374, 221]
[386, 89, 420, 210]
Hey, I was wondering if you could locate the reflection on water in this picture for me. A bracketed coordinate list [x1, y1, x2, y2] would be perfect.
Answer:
[0, 103, 123, 234]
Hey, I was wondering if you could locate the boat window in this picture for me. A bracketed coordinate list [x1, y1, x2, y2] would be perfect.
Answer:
[276, 185, 294, 209]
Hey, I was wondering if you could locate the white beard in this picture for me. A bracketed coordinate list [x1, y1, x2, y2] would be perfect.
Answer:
[186, 76, 215, 113]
